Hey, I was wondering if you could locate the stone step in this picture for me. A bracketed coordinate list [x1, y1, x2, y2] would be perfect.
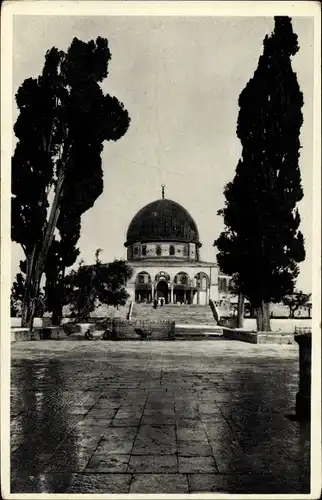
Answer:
[132, 303, 216, 325]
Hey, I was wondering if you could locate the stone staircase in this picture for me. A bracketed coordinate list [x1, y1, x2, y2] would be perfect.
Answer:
[131, 303, 216, 325]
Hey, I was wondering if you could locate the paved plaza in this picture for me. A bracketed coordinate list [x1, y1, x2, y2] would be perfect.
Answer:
[11, 340, 310, 494]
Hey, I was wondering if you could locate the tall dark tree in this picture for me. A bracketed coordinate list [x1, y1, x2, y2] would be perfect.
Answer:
[215, 17, 305, 331]
[12, 37, 130, 329]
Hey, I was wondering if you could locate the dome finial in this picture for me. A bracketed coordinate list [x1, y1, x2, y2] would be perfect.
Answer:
[161, 184, 165, 199]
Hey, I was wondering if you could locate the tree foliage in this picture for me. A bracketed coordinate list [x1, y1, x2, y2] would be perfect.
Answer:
[282, 290, 311, 318]
[11, 271, 25, 317]
[11, 261, 45, 318]
[215, 17, 305, 331]
[65, 250, 133, 320]
[11, 37, 130, 328]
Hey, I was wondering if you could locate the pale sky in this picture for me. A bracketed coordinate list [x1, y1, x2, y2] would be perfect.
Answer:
[11, 15, 314, 292]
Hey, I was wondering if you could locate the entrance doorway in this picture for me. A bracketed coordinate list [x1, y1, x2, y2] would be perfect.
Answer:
[156, 280, 169, 304]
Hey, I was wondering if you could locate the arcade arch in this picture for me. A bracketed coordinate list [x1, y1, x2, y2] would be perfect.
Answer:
[134, 270, 210, 305]
[173, 272, 192, 304]
[193, 272, 210, 305]
[155, 271, 171, 304]
[135, 271, 152, 303]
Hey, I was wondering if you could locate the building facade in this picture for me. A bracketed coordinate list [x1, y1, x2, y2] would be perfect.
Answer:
[124, 191, 221, 305]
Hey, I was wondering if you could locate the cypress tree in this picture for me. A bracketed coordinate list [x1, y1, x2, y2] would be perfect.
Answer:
[12, 37, 130, 329]
[215, 17, 305, 331]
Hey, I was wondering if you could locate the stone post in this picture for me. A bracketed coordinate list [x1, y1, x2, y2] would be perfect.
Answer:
[168, 321, 175, 340]
[170, 284, 174, 304]
[295, 328, 311, 420]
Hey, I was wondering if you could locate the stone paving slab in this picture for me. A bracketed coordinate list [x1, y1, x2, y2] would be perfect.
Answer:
[10, 340, 310, 494]
[130, 473, 189, 493]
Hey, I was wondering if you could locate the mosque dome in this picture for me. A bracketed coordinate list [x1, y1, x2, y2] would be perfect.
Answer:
[125, 198, 201, 247]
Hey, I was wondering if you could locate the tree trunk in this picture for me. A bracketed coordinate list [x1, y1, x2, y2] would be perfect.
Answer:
[21, 248, 37, 327]
[52, 305, 62, 326]
[255, 305, 263, 331]
[28, 171, 65, 332]
[28, 272, 42, 332]
[262, 301, 271, 331]
[51, 268, 65, 326]
[237, 293, 245, 328]
[255, 300, 271, 331]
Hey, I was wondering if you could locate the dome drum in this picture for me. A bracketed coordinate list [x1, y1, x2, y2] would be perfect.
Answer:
[127, 241, 199, 261]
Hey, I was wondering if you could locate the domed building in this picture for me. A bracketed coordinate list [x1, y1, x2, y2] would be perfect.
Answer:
[124, 187, 220, 305]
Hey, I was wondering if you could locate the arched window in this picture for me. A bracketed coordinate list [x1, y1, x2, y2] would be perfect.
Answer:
[142, 245, 147, 256]
[195, 272, 209, 290]
[156, 245, 162, 256]
[155, 271, 170, 282]
[169, 245, 175, 256]
[136, 272, 151, 285]
[174, 272, 190, 286]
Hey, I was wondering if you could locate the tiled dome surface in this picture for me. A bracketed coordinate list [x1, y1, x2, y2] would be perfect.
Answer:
[125, 199, 200, 247]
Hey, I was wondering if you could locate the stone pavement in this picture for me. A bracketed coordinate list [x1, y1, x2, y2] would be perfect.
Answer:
[10, 340, 310, 494]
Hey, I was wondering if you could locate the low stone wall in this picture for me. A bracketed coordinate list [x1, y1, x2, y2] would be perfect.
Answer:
[222, 328, 295, 345]
[98, 319, 175, 340]
[222, 328, 258, 344]
[59, 319, 176, 340]
[11, 326, 66, 342]
[11, 328, 36, 342]
[220, 317, 312, 332]
[175, 324, 223, 340]
[11, 320, 175, 342]
[243, 318, 311, 332]
[11, 317, 52, 328]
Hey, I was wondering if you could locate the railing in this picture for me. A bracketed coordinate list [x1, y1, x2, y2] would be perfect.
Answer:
[127, 301, 134, 321]
[209, 299, 220, 323]
[294, 326, 312, 336]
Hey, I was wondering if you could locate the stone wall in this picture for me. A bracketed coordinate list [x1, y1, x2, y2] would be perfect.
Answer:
[92, 319, 175, 340]
[222, 328, 295, 345]
[242, 318, 312, 332]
